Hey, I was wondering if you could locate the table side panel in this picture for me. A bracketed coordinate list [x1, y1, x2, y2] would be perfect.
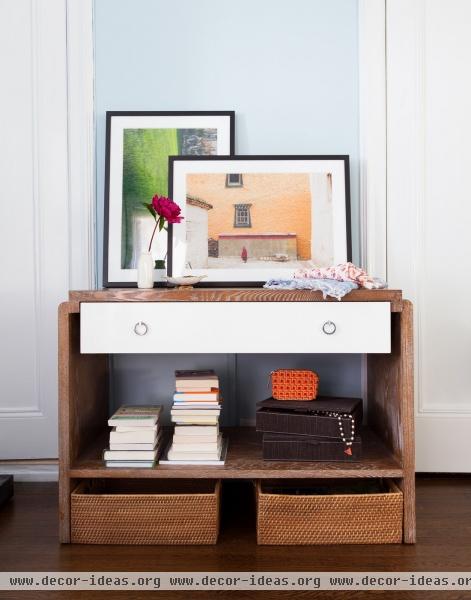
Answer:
[58, 304, 109, 542]
[367, 302, 415, 543]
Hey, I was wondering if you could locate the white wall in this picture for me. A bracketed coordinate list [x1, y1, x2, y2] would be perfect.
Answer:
[94, 0, 361, 283]
[0, 0, 69, 458]
[387, 0, 471, 471]
[0, 0, 94, 461]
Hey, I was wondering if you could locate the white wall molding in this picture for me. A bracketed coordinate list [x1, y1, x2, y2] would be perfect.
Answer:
[0, 408, 44, 418]
[0, 462, 58, 482]
[29, 0, 44, 420]
[358, 0, 387, 278]
[0, 0, 69, 456]
[386, 0, 424, 418]
[66, 0, 96, 290]
[0, 0, 95, 458]
[387, 0, 471, 470]
[387, 0, 471, 417]
[358, 0, 387, 414]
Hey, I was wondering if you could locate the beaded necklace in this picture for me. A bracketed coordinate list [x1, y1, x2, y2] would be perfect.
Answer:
[277, 405, 357, 456]
[323, 411, 356, 455]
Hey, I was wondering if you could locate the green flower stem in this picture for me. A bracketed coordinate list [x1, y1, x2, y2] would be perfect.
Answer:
[147, 216, 163, 252]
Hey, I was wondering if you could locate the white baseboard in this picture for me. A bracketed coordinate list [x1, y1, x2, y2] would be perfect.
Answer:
[0, 462, 58, 482]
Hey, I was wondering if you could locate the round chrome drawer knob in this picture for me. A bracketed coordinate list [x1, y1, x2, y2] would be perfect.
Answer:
[133, 321, 148, 336]
[322, 320, 336, 335]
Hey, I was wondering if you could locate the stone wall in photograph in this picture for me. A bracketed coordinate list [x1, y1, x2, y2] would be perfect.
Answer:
[218, 233, 297, 259]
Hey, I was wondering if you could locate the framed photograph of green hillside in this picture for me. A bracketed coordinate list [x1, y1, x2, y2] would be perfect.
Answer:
[103, 111, 235, 287]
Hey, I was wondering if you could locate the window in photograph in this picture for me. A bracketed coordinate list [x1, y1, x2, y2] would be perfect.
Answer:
[226, 173, 243, 187]
[234, 203, 252, 227]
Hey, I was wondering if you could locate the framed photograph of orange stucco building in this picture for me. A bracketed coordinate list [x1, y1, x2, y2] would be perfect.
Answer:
[168, 156, 351, 285]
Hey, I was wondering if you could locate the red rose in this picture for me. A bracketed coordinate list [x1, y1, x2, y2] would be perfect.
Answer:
[151, 195, 183, 224]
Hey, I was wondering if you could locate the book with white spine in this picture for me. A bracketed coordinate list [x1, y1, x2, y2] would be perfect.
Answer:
[173, 389, 219, 402]
[159, 438, 228, 465]
[175, 370, 218, 391]
[171, 409, 221, 416]
[107, 405, 162, 427]
[114, 425, 158, 433]
[172, 435, 219, 444]
[170, 433, 222, 453]
[172, 417, 219, 425]
[103, 449, 158, 461]
[172, 403, 220, 409]
[109, 441, 159, 451]
[110, 428, 158, 444]
[174, 425, 219, 436]
[105, 461, 155, 468]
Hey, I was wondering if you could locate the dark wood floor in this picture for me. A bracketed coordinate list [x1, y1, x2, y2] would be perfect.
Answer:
[1, 477, 471, 599]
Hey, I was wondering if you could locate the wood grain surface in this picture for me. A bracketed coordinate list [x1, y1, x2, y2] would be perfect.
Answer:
[0, 478, 469, 600]
[70, 427, 403, 479]
[58, 303, 109, 543]
[58, 290, 415, 548]
[397, 301, 416, 543]
[367, 301, 415, 543]
[68, 288, 403, 312]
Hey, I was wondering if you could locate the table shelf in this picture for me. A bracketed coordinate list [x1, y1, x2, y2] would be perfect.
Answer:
[70, 426, 403, 479]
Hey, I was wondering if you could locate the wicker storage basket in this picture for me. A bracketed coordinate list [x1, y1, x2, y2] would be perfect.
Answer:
[271, 369, 319, 401]
[256, 479, 403, 545]
[71, 479, 220, 545]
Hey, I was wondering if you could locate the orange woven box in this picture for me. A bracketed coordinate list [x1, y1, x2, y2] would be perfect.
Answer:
[271, 369, 319, 401]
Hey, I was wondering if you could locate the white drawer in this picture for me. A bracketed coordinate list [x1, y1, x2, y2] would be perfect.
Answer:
[80, 302, 390, 354]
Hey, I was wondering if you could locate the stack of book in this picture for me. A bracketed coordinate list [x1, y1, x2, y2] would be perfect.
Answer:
[104, 405, 163, 468]
[160, 370, 227, 465]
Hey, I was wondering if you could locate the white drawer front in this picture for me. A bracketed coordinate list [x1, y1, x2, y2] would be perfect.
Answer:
[80, 302, 390, 354]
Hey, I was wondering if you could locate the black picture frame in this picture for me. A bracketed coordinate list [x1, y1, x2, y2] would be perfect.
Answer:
[168, 155, 352, 288]
[103, 111, 235, 287]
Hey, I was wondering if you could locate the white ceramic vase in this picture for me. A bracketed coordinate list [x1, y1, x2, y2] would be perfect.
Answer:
[137, 251, 154, 289]
[153, 259, 167, 283]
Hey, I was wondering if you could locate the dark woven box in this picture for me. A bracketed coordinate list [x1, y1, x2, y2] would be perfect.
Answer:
[256, 396, 363, 439]
[262, 433, 362, 462]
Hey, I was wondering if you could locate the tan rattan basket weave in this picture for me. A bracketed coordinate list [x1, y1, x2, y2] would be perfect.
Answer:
[71, 479, 220, 545]
[256, 479, 403, 545]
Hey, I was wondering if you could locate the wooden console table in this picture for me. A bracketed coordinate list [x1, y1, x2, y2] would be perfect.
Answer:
[58, 288, 415, 543]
